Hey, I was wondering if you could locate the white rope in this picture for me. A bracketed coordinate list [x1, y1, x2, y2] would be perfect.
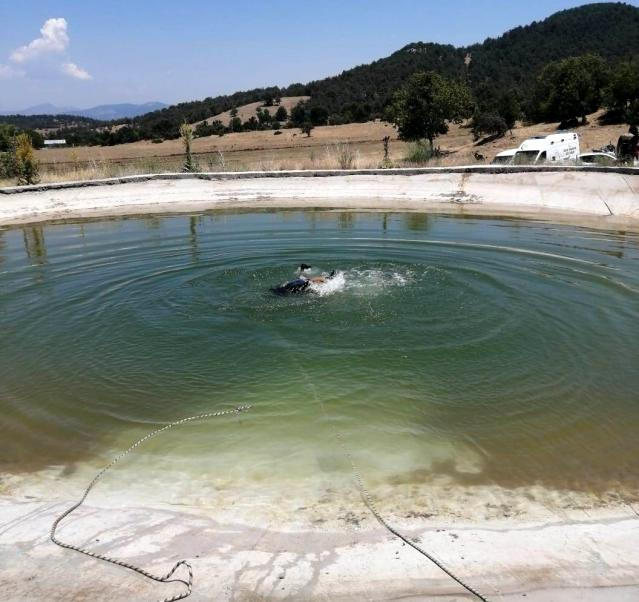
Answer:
[50, 405, 251, 602]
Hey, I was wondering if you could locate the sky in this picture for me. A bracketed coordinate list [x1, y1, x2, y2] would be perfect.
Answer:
[1, 0, 637, 110]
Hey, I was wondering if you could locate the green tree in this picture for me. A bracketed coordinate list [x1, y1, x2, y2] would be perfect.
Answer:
[471, 111, 508, 140]
[531, 54, 609, 125]
[14, 133, 39, 185]
[605, 59, 639, 125]
[310, 106, 329, 126]
[180, 122, 198, 172]
[302, 121, 314, 137]
[257, 108, 272, 124]
[290, 101, 309, 127]
[470, 84, 520, 139]
[387, 71, 472, 150]
[0, 124, 17, 152]
[275, 106, 288, 121]
[243, 116, 259, 130]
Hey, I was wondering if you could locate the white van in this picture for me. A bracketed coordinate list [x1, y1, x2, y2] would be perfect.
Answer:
[491, 149, 517, 164]
[513, 133, 580, 165]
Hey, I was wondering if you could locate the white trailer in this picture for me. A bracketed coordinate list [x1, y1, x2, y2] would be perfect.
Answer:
[513, 132, 580, 165]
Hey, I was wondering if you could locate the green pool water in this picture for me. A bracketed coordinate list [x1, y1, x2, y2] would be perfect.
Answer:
[1, 211, 638, 508]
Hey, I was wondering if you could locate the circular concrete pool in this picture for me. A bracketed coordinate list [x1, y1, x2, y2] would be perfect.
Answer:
[1, 210, 638, 522]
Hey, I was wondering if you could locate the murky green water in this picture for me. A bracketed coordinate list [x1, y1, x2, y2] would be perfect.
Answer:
[1, 211, 638, 503]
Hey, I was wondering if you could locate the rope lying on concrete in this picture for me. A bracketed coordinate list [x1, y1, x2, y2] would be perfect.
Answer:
[50, 405, 251, 602]
[336, 429, 490, 602]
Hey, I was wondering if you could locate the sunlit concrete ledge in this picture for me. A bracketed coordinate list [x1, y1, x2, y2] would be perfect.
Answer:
[1, 166, 638, 230]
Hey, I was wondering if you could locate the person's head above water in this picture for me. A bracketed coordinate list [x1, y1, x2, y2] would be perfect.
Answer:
[299, 263, 312, 272]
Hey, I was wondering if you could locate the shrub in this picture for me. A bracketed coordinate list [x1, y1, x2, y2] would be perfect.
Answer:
[404, 140, 439, 164]
[328, 142, 357, 169]
[15, 133, 39, 185]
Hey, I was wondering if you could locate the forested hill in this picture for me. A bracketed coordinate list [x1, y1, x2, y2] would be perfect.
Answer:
[8, 2, 637, 144]
[465, 2, 639, 88]
[131, 2, 639, 136]
[305, 2, 639, 118]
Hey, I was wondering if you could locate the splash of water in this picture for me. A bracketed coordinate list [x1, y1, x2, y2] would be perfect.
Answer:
[307, 268, 415, 297]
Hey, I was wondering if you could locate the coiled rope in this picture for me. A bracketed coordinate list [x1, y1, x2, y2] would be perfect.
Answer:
[50, 405, 251, 602]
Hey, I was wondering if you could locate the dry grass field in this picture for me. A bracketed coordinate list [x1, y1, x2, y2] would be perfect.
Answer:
[1, 104, 629, 186]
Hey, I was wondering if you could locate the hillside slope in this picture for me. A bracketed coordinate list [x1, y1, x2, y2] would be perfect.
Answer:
[130, 2, 639, 137]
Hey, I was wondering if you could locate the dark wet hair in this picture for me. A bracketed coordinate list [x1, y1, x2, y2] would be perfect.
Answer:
[630, 125, 638, 136]
[299, 264, 312, 271]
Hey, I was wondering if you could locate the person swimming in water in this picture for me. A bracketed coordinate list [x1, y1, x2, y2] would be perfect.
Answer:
[272, 264, 336, 294]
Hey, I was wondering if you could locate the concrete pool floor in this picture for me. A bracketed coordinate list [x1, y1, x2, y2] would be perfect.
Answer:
[2, 494, 639, 601]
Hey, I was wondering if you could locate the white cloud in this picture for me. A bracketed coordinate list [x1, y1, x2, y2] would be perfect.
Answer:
[62, 62, 92, 80]
[4, 18, 92, 81]
[10, 18, 69, 63]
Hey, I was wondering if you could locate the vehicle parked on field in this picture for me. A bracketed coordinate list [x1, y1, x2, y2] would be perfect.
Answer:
[512, 132, 580, 165]
[578, 151, 617, 166]
[491, 149, 517, 164]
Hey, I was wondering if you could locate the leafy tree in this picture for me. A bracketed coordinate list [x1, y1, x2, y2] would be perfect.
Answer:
[263, 93, 274, 106]
[290, 101, 309, 127]
[302, 121, 314, 137]
[275, 106, 288, 121]
[271, 120, 281, 130]
[388, 71, 472, 149]
[470, 83, 520, 138]
[15, 133, 39, 185]
[531, 54, 609, 125]
[229, 116, 242, 132]
[257, 108, 272, 124]
[605, 59, 639, 125]
[497, 89, 521, 130]
[230, 107, 238, 118]
[471, 111, 509, 140]
[310, 106, 329, 126]
[243, 116, 259, 131]
[0, 124, 17, 152]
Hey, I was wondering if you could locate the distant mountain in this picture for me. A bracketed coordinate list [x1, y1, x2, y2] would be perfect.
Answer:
[2, 102, 168, 120]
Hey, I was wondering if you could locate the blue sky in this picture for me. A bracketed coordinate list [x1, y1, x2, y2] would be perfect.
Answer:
[1, 0, 636, 110]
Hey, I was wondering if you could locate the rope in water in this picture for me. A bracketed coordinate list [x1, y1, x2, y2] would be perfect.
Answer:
[50, 405, 251, 602]
[51, 371, 489, 601]
[291, 357, 490, 602]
